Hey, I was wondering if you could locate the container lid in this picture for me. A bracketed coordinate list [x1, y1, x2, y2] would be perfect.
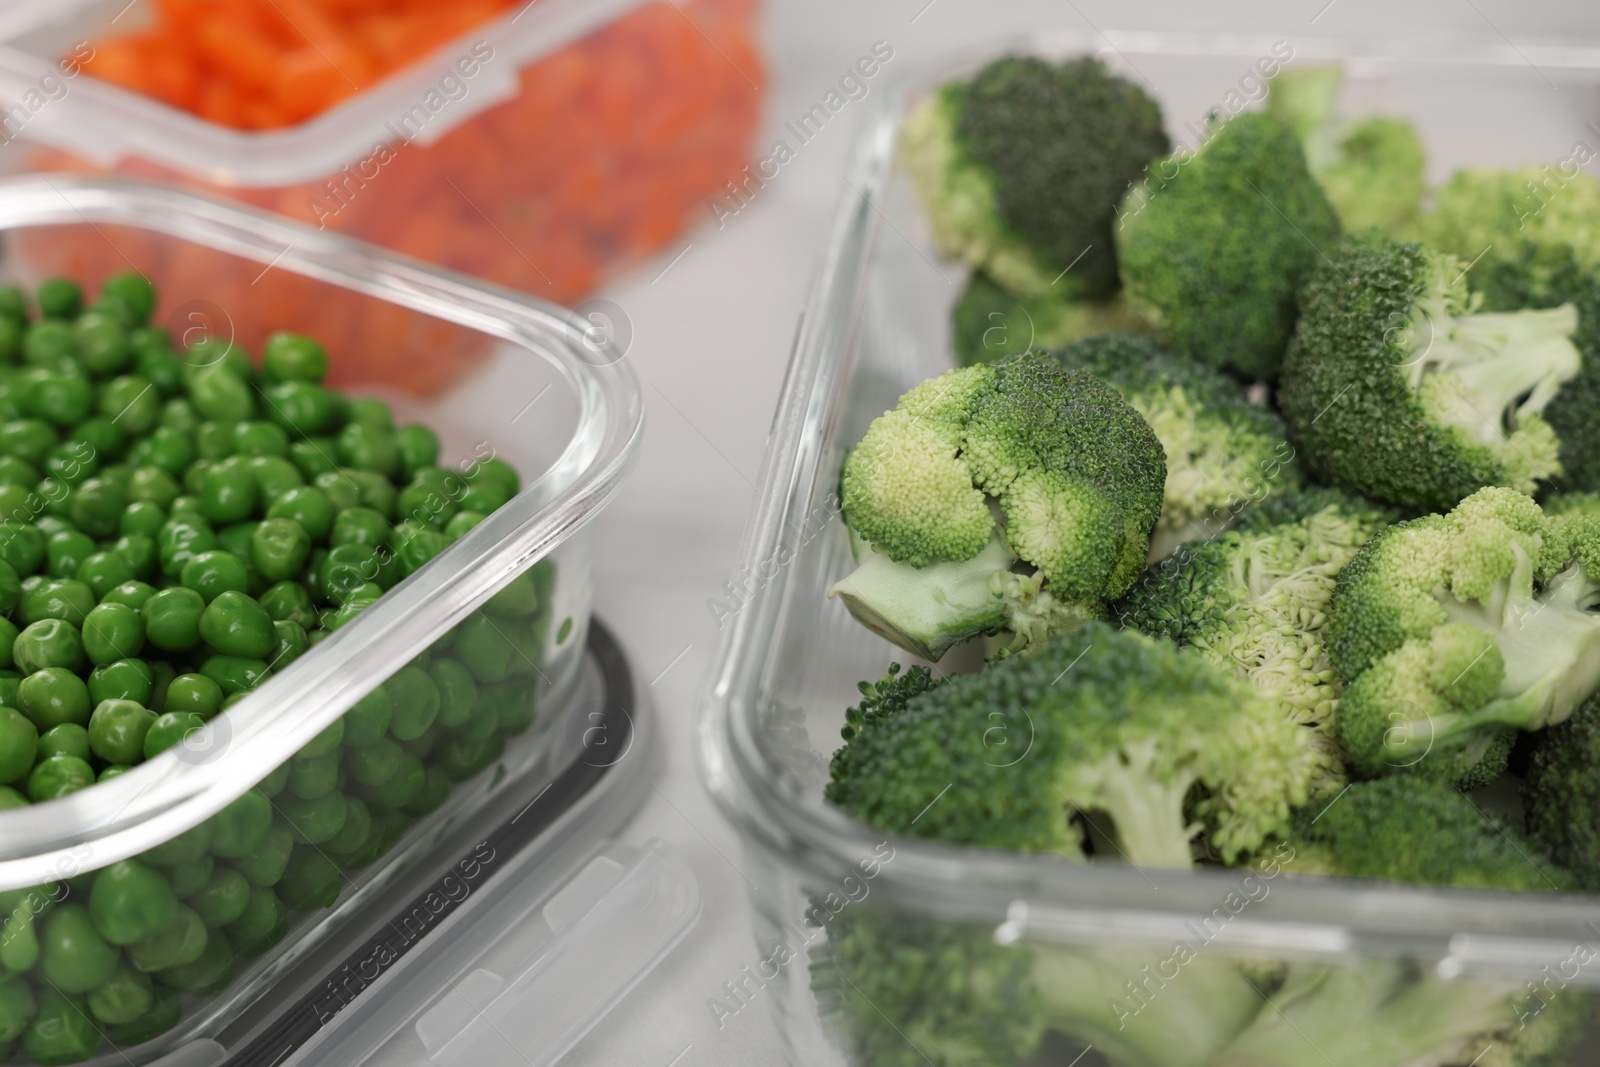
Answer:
[138, 619, 695, 1067]
[0, 0, 654, 186]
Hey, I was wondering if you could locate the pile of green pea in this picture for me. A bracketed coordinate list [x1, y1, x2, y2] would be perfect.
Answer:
[0, 273, 560, 1064]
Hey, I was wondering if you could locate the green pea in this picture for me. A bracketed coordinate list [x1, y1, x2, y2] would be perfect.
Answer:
[0, 672, 22, 714]
[230, 822, 293, 887]
[99, 273, 154, 323]
[167, 496, 205, 523]
[0, 521, 44, 576]
[404, 764, 451, 817]
[75, 550, 134, 599]
[27, 373, 92, 428]
[86, 961, 153, 1025]
[18, 665, 91, 727]
[180, 549, 250, 601]
[262, 380, 340, 438]
[146, 660, 176, 714]
[142, 711, 205, 760]
[143, 586, 205, 651]
[89, 860, 178, 946]
[342, 811, 411, 870]
[199, 456, 257, 524]
[112, 533, 157, 580]
[198, 590, 275, 659]
[392, 522, 448, 577]
[126, 905, 207, 975]
[341, 688, 392, 748]
[324, 797, 372, 855]
[346, 736, 402, 787]
[82, 602, 145, 665]
[88, 659, 153, 706]
[248, 455, 304, 503]
[88, 699, 155, 764]
[359, 753, 424, 811]
[232, 420, 288, 457]
[343, 468, 395, 517]
[484, 572, 539, 618]
[18, 577, 92, 627]
[0, 977, 35, 1044]
[151, 924, 232, 992]
[207, 790, 272, 858]
[36, 279, 81, 320]
[269, 620, 308, 669]
[395, 424, 440, 479]
[0, 483, 26, 523]
[262, 486, 331, 541]
[37, 723, 90, 762]
[186, 364, 254, 423]
[0, 707, 36, 785]
[247, 518, 309, 584]
[331, 507, 389, 549]
[0, 785, 24, 810]
[27, 751, 93, 799]
[454, 614, 514, 682]
[0, 617, 17, 670]
[216, 520, 258, 564]
[131, 426, 194, 475]
[261, 333, 329, 383]
[98, 764, 131, 782]
[159, 397, 199, 431]
[40, 904, 117, 992]
[167, 855, 213, 899]
[437, 734, 504, 782]
[188, 868, 249, 928]
[467, 456, 520, 500]
[0, 420, 56, 468]
[98, 375, 159, 436]
[278, 791, 347, 846]
[164, 674, 222, 720]
[277, 847, 343, 912]
[140, 821, 212, 868]
[386, 667, 440, 741]
[226, 887, 288, 957]
[199, 655, 267, 696]
[458, 481, 508, 515]
[319, 543, 381, 606]
[286, 749, 339, 800]
[43, 528, 95, 579]
[0, 456, 38, 487]
[101, 984, 181, 1046]
[396, 468, 464, 529]
[157, 517, 216, 576]
[443, 510, 487, 540]
[126, 465, 180, 509]
[289, 438, 339, 480]
[99, 580, 156, 611]
[258, 580, 316, 629]
[23, 988, 101, 1065]
[311, 471, 360, 511]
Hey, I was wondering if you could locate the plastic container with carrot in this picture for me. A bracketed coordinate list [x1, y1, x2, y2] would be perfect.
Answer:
[0, 0, 764, 395]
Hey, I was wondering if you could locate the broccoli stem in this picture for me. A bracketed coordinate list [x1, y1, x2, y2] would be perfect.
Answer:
[827, 534, 1015, 660]
[1033, 947, 1265, 1067]
[1405, 301, 1580, 445]
[1213, 963, 1520, 1067]
[1071, 738, 1200, 868]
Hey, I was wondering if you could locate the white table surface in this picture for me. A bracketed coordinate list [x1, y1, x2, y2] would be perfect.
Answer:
[554, 1, 1600, 1064]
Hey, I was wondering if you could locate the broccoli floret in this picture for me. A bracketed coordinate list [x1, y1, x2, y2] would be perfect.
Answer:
[1450, 249, 1600, 497]
[1053, 332, 1304, 558]
[902, 56, 1169, 300]
[1414, 166, 1600, 289]
[825, 624, 1318, 867]
[1115, 110, 1341, 380]
[950, 271, 1146, 367]
[829, 355, 1166, 660]
[1523, 691, 1600, 892]
[1280, 234, 1584, 510]
[1328, 487, 1600, 781]
[1266, 64, 1426, 234]
[811, 904, 1267, 1067]
[1213, 778, 1577, 1067]
[1116, 487, 1400, 794]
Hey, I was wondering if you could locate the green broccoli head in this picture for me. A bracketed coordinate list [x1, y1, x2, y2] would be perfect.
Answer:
[902, 56, 1169, 300]
[1328, 487, 1600, 781]
[1266, 64, 1426, 234]
[831, 354, 1166, 660]
[1053, 332, 1304, 558]
[1115, 110, 1341, 381]
[825, 624, 1318, 868]
[1279, 233, 1584, 510]
[1116, 486, 1400, 795]
[950, 271, 1146, 367]
[1523, 690, 1600, 893]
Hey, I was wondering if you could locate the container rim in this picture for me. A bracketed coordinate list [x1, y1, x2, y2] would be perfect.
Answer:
[0, 0, 658, 187]
[0, 173, 644, 890]
[696, 31, 1600, 979]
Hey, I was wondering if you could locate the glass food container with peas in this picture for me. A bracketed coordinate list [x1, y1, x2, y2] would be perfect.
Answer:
[0, 175, 676, 1067]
